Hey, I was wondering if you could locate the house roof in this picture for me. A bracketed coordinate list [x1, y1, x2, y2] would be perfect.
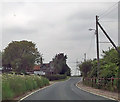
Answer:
[34, 65, 40, 71]
[42, 63, 50, 68]
[34, 63, 51, 71]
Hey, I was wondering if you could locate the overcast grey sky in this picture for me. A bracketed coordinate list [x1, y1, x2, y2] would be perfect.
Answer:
[1, 0, 119, 75]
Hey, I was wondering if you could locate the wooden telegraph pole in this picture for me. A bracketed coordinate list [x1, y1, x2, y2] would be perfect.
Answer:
[96, 15, 100, 79]
[84, 53, 86, 62]
[96, 14, 120, 100]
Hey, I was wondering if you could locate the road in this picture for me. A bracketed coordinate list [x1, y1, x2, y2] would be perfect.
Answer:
[22, 77, 117, 101]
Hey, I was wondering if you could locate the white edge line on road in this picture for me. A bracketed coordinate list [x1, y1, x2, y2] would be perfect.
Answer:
[18, 77, 71, 102]
[76, 81, 118, 101]
[18, 82, 57, 102]
[65, 77, 71, 82]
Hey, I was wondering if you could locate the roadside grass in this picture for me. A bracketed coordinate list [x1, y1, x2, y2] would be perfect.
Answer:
[51, 76, 70, 82]
[2, 74, 49, 101]
[16, 75, 70, 101]
[43, 74, 69, 81]
[71, 75, 81, 77]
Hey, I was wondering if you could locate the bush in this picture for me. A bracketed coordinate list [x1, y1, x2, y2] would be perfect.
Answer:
[43, 74, 67, 81]
[80, 47, 120, 92]
[83, 78, 118, 92]
[2, 74, 49, 100]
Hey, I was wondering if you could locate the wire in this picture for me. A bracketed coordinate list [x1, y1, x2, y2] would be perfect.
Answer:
[86, 33, 95, 55]
[99, 2, 118, 19]
[100, 6, 118, 20]
[67, 62, 76, 63]
[99, 20, 117, 22]
[99, 2, 118, 17]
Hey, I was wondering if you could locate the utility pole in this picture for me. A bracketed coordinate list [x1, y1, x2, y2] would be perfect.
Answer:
[96, 15, 100, 78]
[76, 60, 79, 76]
[84, 53, 86, 62]
[118, 1, 120, 100]
[108, 47, 110, 51]
[97, 22, 120, 53]
[97, 16, 120, 100]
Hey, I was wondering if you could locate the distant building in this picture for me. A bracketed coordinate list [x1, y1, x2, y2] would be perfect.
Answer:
[2, 67, 12, 73]
[34, 65, 45, 75]
[33, 62, 55, 75]
[0, 67, 2, 74]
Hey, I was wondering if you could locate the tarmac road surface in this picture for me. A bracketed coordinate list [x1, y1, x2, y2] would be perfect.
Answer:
[22, 77, 118, 102]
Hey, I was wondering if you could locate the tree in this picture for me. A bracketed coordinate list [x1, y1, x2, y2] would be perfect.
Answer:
[99, 47, 119, 78]
[79, 47, 119, 78]
[2, 40, 41, 73]
[52, 53, 71, 76]
[0, 51, 2, 67]
[102, 48, 119, 65]
[79, 60, 92, 77]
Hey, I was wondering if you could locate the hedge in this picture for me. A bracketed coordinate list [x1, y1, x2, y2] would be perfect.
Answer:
[2, 74, 49, 100]
[42, 74, 67, 81]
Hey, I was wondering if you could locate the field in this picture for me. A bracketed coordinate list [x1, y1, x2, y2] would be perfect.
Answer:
[2, 74, 49, 100]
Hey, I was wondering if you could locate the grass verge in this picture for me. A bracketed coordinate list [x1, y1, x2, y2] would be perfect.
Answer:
[51, 76, 70, 82]
[2, 74, 49, 101]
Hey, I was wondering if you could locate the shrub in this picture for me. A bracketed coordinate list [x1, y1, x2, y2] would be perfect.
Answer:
[43, 74, 67, 81]
[2, 74, 49, 100]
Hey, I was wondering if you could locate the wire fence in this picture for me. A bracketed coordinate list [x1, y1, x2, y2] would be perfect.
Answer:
[83, 77, 119, 92]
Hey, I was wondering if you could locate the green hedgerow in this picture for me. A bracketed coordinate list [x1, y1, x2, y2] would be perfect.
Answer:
[2, 74, 49, 100]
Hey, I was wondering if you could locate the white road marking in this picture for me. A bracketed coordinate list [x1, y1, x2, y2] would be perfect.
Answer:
[18, 77, 71, 102]
[76, 81, 118, 101]
[18, 82, 57, 102]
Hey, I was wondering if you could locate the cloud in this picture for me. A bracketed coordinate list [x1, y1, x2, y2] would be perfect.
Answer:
[2, 2, 118, 75]
[3, 26, 38, 35]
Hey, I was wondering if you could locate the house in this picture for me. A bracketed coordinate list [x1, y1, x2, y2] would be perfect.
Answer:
[48, 61, 55, 74]
[41, 63, 55, 75]
[2, 67, 12, 73]
[0, 67, 2, 74]
[33, 62, 55, 75]
[34, 65, 45, 75]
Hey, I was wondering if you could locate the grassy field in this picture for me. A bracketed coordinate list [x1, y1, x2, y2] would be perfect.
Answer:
[2, 74, 49, 100]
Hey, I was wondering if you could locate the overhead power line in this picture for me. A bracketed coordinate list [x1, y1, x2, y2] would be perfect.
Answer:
[67, 62, 76, 63]
[86, 33, 95, 55]
[99, 20, 117, 22]
[99, 2, 118, 19]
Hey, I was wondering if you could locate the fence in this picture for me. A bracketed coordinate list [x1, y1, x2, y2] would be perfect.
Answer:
[83, 77, 119, 92]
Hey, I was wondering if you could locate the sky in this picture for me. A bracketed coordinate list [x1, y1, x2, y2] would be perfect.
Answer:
[1, 0, 119, 75]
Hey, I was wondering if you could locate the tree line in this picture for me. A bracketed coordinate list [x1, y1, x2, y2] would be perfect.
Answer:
[2, 40, 71, 75]
[79, 47, 119, 91]
[79, 47, 119, 78]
